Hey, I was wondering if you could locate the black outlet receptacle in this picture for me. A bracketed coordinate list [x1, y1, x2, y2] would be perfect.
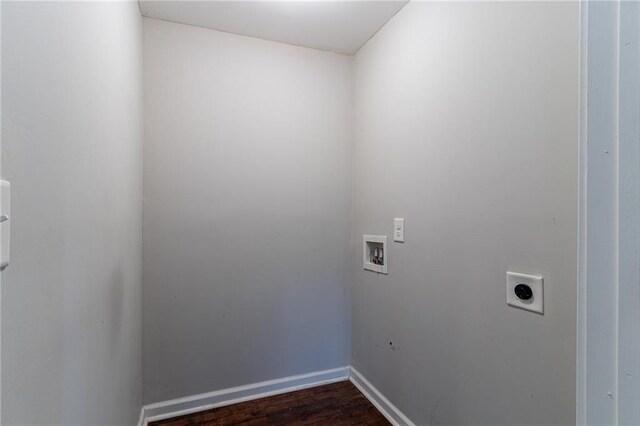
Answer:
[514, 283, 533, 300]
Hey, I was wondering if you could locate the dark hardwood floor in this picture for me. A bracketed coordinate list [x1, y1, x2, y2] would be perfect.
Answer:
[150, 381, 390, 425]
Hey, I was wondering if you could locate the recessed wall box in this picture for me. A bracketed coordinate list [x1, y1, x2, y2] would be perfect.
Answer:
[363, 235, 387, 274]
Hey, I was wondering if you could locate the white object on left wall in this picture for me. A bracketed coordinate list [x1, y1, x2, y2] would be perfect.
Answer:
[1, 180, 10, 271]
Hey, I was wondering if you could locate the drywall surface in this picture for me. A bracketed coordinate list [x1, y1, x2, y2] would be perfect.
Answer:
[1, 2, 143, 424]
[143, 18, 352, 404]
[351, 2, 578, 425]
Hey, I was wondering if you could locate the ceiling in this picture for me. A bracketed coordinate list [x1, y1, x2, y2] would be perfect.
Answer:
[138, 1, 408, 55]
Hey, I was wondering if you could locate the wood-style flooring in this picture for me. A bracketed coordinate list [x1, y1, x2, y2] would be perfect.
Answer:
[150, 380, 390, 425]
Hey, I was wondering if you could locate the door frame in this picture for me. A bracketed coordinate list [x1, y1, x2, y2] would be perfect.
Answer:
[577, 1, 640, 424]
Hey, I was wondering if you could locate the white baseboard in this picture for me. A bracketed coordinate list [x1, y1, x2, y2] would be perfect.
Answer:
[137, 407, 144, 426]
[140, 366, 350, 425]
[349, 366, 415, 426]
[139, 365, 414, 426]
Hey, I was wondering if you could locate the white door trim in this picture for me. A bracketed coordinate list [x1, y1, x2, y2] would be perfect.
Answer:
[577, 1, 640, 424]
[1, 1, 4, 422]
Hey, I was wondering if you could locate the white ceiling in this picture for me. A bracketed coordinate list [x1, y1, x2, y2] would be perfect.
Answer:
[138, 1, 408, 55]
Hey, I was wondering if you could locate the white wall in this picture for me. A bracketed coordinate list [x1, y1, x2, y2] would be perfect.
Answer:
[142, 18, 352, 404]
[351, 2, 578, 425]
[1, 2, 143, 424]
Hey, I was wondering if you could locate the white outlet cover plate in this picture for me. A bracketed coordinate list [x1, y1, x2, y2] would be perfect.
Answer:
[393, 218, 404, 242]
[506, 271, 543, 314]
